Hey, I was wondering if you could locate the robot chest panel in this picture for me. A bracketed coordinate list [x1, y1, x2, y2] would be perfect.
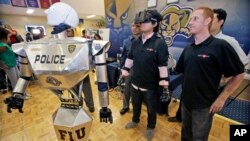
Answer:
[34, 54, 66, 64]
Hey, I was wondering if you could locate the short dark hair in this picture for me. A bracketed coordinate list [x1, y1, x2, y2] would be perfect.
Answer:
[0, 27, 9, 40]
[94, 33, 102, 40]
[213, 8, 227, 28]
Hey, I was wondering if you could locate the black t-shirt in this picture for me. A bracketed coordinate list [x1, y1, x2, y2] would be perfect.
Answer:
[175, 36, 244, 109]
[128, 33, 169, 90]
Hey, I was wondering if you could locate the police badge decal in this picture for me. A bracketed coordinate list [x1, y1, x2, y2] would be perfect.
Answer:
[46, 76, 62, 86]
[68, 45, 76, 53]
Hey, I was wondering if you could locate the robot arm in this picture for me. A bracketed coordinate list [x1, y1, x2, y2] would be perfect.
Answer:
[4, 45, 32, 113]
[92, 40, 113, 123]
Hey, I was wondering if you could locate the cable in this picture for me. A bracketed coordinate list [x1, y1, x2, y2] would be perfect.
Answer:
[226, 82, 250, 107]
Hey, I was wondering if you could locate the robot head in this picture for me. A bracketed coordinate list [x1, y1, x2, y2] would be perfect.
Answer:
[45, 2, 79, 28]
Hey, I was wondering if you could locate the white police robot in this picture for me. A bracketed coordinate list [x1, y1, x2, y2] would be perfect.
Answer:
[4, 2, 112, 141]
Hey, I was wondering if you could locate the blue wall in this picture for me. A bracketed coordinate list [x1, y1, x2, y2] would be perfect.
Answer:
[159, 0, 250, 54]
[104, 0, 250, 57]
[104, 0, 135, 58]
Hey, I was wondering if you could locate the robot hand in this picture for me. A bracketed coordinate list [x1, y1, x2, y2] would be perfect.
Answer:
[99, 107, 113, 123]
[3, 94, 24, 113]
[160, 87, 171, 102]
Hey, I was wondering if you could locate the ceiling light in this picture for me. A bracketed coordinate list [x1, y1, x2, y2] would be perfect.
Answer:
[26, 9, 34, 14]
[87, 15, 96, 18]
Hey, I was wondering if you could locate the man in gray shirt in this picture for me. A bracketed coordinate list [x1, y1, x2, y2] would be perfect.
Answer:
[210, 8, 248, 66]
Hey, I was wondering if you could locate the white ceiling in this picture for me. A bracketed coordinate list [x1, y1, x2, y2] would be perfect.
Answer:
[0, 0, 105, 20]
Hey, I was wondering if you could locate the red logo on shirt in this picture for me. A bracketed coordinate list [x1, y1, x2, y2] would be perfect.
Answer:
[146, 48, 156, 52]
[197, 54, 210, 59]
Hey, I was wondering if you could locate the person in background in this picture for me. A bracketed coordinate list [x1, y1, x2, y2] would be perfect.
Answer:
[119, 21, 141, 115]
[0, 22, 9, 92]
[176, 7, 244, 141]
[91, 33, 102, 78]
[81, 75, 95, 112]
[4, 24, 20, 45]
[32, 27, 45, 40]
[168, 101, 182, 122]
[67, 29, 75, 37]
[210, 8, 248, 66]
[0, 21, 3, 27]
[67, 28, 95, 112]
[82, 29, 90, 39]
[82, 29, 86, 38]
[25, 32, 33, 42]
[169, 8, 249, 124]
[210, 8, 248, 94]
[121, 10, 169, 140]
[94, 33, 102, 40]
[0, 27, 31, 99]
[37, 27, 45, 39]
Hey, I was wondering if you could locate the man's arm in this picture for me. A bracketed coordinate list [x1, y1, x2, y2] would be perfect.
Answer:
[119, 39, 129, 68]
[226, 37, 248, 66]
[175, 48, 186, 74]
[209, 72, 244, 113]
[121, 41, 134, 77]
[157, 39, 169, 87]
[5, 28, 17, 36]
[0, 46, 9, 70]
[0, 61, 8, 70]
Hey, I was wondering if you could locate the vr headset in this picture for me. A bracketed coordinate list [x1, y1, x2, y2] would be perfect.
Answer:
[134, 10, 158, 24]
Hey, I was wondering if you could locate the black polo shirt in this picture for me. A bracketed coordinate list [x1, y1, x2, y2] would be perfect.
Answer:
[175, 36, 244, 109]
[127, 33, 168, 90]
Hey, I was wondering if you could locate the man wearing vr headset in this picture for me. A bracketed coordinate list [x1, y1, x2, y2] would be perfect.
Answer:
[121, 10, 169, 140]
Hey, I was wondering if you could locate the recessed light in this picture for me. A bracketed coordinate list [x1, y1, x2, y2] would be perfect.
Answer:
[26, 9, 34, 14]
[87, 15, 96, 18]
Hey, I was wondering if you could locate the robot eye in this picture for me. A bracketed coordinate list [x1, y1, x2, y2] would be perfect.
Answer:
[121, 12, 128, 20]
[106, 16, 112, 22]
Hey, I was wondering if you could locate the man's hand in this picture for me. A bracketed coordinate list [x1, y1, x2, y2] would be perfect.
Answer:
[121, 69, 130, 77]
[209, 97, 226, 113]
[159, 80, 169, 88]
[0, 62, 8, 70]
[210, 73, 244, 113]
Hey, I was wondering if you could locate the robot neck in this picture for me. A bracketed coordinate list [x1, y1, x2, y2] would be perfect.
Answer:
[52, 30, 67, 39]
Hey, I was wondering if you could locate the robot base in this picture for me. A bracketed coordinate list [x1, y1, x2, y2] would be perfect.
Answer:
[53, 107, 92, 141]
